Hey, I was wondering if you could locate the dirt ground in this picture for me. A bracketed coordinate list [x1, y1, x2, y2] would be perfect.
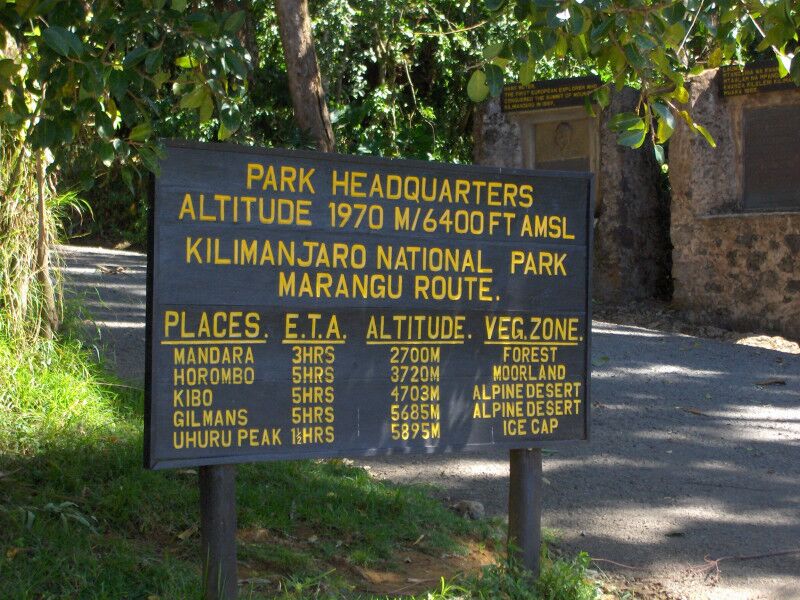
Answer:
[60, 245, 800, 600]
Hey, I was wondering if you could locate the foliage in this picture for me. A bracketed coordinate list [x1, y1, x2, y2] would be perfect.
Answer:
[0, 331, 499, 598]
[457, 552, 598, 600]
[0, 127, 90, 340]
[0, 0, 251, 195]
[476, 0, 800, 159]
[0, 329, 600, 599]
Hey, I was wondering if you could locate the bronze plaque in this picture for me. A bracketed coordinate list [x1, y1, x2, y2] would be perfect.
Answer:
[502, 76, 601, 112]
[743, 106, 800, 211]
[720, 61, 799, 97]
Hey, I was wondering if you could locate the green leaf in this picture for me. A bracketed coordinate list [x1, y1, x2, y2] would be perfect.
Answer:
[129, 122, 152, 142]
[218, 121, 233, 141]
[590, 18, 613, 43]
[199, 95, 214, 122]
[528, 31, 544, 59]
[776, 51, 792, 78]
[467, 69, 489, 102]
[618, 127, 647, 148]
[180, 85, 208, 110]
[482, 43, 504, 60]
[96, 111, 115, 139]
[219, 103, 241, 134]
[653, 144, 665, 165]
[593, 86, 610, 109]
[152, 71, 170, 89]
[519, 60, 535, 85]
[223, 10, 246, 34]
[512, 38, 529, 62]
[53, 112, 75, 144]
[790, 54, 800, 86]
[225, 52, 248, 79]
[138, 145, 162, 174]
[30, 119, 57, 149]
[707, 47, 723, 68]
[171, 0, 187, 11]
[175, 55, 199, 69]
[568, 10, 584, 35]
[123, 46, 149, 68]
[650, 100, 675, 144]
[0, 59, 18, 78]
[42, 26, 83, 58]
[673, 85, 689, 104]
[99, 142, 115, 167]
[634, 34, 656, 52]
[609, 112, 644, 131]
[485, 0, 506, 11]
[656, 118, 673, 144]
[623, 44, 646, 69]
[513, 0, 531, 21]
[484, 63, 504, 97]
[188, 13, 219, 37]
[109, 71, 129, 100]
[692, 123, 716, 148]
[541, 30, 557, 53]
[665, 22, 685, 47]
[145, 49, 163, 74]
[121, 167, 135, 194]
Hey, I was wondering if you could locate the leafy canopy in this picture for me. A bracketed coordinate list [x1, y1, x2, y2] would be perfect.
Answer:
[0, 0, 250, 190]
[472, 0, 800, 157]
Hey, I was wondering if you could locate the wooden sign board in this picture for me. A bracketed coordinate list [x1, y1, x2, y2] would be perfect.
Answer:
[501, 75, 601, 112]
[145, 141, 593, 469]
[720, 60, 799, 97]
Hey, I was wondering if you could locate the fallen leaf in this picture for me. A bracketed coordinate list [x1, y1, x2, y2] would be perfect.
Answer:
[97, 264, 127, 274]
[6, 547, 20, 559]
[755, 379, 786, 386]
[177, 524, 198, 540]
[681, 407, 710, 417]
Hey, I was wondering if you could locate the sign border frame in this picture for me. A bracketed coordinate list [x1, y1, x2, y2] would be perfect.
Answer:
[144, 139, 595, 470]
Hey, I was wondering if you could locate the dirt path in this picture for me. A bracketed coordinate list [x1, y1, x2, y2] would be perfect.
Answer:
[60, 245, 800, 600]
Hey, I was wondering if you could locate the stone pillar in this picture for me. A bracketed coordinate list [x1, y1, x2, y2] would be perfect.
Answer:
[669, 69, 800, 338]
[474, 90, 668, 303]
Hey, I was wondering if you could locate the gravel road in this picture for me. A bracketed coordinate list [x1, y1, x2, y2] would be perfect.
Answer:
[60, 245, 800, 600]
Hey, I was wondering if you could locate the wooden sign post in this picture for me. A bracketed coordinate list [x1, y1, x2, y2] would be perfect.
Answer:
[199, 465, 238, 600]
[145, 141, 593, 596]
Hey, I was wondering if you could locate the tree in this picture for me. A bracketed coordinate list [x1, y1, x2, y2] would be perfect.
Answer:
[274, 0, 335, 152]
[470, 0, 799, 157]
[0, 0, 251, 334]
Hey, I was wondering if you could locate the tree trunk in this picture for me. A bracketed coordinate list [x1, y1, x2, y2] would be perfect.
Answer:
[274, 0, 335, 152]
[35, 153, 58, 338]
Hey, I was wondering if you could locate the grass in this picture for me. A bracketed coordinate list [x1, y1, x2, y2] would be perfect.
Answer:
[0, 332, 600, 599]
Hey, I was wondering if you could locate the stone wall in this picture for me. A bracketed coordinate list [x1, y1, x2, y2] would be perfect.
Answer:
[669, 69, 800, 339]
[474, 91, 669, 303]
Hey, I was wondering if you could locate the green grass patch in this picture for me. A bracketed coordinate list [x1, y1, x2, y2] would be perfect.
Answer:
[0, 333, 598, 599]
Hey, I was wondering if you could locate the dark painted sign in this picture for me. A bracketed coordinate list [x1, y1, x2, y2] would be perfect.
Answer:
[743, 106, 800, 212]
[501, 76, 601, 112]
[145, 141, 593, 469]
[720, 60, 800, 97]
